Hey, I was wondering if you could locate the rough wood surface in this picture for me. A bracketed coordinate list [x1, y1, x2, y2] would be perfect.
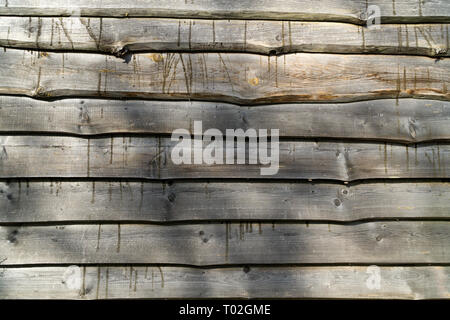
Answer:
[1, 136, 450, 181]
[1, 180, 450, 223]
[2, 97, 450, 143]
[2, 0, 450, 302]
[1, 49, 450, 104]
[0, 0, 449, 24]
[2, 17, 449, 57]
[0, 266, 448, 299]
[0, 222, 449, 265]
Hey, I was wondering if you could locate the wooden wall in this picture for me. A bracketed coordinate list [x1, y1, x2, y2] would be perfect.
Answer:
[0, 1, 449, 299]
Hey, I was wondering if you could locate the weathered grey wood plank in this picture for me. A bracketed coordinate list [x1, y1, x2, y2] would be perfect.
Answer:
[1, 49, 450, 104]
[0, 1, 448, 24]
[2, 97, 450, 143]
[1, 136, 450, 181]
[2, 18, 449, 57]
[0, 222, 448, 265]
[2, 180, 450, 223]
[0, 266, 448, 299]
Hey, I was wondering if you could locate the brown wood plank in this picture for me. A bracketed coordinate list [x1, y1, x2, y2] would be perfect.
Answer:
[1, 136, 450, 181]
[0, 266, 448, 299]
[0, 222, 449, 265]
[0, 1, 449, 24]
[2, 18, 449, 57]
[2, 97, 450, 143]
[1, 180, 450, 223]
[1, 49, 450, 104]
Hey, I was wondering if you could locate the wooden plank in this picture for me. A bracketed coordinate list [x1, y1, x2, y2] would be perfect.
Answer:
[0, 266, 448, 299]
[2, 17, 449, 57]
[0, 222, 448, 265]
[1, 49, 450, 104]
[2, 97, 450, 143]
[1, 136, 450, 180]
[1, 180, 450, 223]
[0, 1, 449, 24]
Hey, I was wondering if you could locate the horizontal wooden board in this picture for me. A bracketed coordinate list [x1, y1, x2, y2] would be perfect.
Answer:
[0, 222, 449, 265]
[2, 97, 450, 143]
[1, 49, 450, 104]
[1, 136, 450, 180]
[0, 266, 448, 299]
[1, 180, 450, 223]
[2, 18, 449, 57]
[0, 1, 448, 24]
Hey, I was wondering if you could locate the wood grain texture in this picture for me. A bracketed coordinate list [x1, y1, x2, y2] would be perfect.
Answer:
[2, 97, 450, 143]
[1, 136, 450, 181]
[1, 49, 450, 104]
[2, 17, 449, 57]
[0, 222, 449, 265]
[2, 0, 450, 302]
[0, 266, 448, 299]
[1, 180, 450, 223]
[0, 180, 450, 223]
[0, 0, 449, 24]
